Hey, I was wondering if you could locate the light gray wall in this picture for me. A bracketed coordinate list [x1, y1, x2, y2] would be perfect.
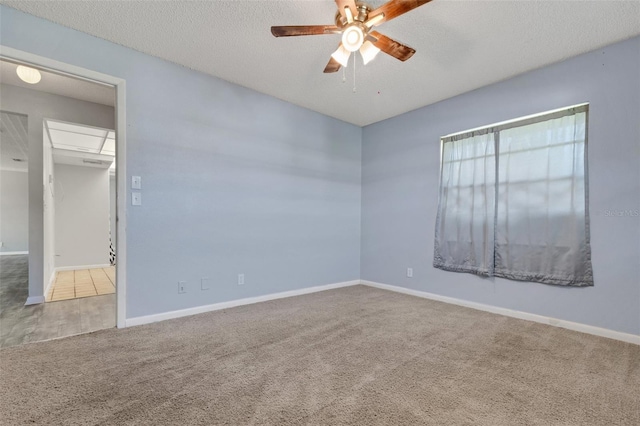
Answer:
[54, 164, 110, 268]
[361, 36, 640, 335]
[0, 170, 28, 252]
[11, 6, 634, 335]
[1, 7, 362, 318]
[0, 83, 115, 300]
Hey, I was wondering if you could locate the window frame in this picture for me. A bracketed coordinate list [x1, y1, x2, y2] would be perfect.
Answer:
[434, 103, 593, 287]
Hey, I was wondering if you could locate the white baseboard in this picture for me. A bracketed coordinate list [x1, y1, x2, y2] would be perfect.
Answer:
[360, 280, 640, 346]
[55, 263, 111, 272]
[125, 280, 360, 328]
[0, 251, 28, 256]
[25, 295, 45, 305]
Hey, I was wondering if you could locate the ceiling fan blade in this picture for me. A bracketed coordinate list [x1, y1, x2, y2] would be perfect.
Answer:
[368, 0, 433, 26]
[369, 31, 416, 62]
[271, 25, 341, 37]
[324, 57, 342, 73]
[335, 0, 358, 22]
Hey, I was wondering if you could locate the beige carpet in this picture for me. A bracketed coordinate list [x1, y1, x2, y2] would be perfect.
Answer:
[0, 285, 638, 425]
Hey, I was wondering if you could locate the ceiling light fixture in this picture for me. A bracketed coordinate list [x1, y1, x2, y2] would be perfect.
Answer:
[332, 38, 380, 68]
[341, 25, 364, 52]
[16, 65, 42, 84]
[359, 41, 380, 65]
[331, 44, 351, 68]
[272, 0, 428, 74]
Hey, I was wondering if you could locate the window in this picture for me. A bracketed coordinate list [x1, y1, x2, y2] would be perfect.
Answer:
[433, 104, 593, 286]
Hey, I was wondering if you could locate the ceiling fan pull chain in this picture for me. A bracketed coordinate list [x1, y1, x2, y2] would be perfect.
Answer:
[353, 52, 357, 93]
[342, 64, 346, 83]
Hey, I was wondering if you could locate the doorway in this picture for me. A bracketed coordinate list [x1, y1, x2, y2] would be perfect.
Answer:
[43, 119, 117, 305]
[0, 46, 127, 347]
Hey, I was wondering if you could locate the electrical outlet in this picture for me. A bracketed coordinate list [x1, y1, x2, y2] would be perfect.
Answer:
[201, 278, 209, 291]
[407, 268, 413, 278]
[178, 281, 186, 294]
[238, 273, 245, 285]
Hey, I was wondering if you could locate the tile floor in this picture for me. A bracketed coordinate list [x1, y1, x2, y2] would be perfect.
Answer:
[0, 255, 115, 348]
[46, 267, 116, 302]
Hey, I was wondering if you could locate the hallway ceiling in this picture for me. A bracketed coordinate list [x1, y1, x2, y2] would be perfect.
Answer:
[46, 120, 115, 157]
[2, 1, 640, 126]
[46, 119, 115, 170]
[0, 60, 115, 107]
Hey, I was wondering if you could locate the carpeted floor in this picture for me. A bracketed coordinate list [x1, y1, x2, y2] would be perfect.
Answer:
[0, 285, 638, 425]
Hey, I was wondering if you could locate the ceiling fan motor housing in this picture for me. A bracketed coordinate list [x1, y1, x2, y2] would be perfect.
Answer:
[336, 2, 373, 52]
[355, 2, 372, 22]
[335, 2, 372, 28]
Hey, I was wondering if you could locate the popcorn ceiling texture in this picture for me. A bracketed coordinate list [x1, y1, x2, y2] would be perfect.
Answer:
[2, 0, 639, 126]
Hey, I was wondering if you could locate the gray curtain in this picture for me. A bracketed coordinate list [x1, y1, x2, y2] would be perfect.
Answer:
[433, 131, 496, 276]
[434, 105, 593, 287]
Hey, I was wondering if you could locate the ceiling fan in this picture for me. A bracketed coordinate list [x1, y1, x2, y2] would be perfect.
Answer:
[271, 0, 432, 73]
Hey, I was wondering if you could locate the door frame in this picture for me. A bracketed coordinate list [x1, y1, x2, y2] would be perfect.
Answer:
[0, 45, 128, 328]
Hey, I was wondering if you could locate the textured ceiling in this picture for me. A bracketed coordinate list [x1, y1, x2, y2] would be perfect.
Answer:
[2, 1, 639, 126]
[0, 60, 115, 106]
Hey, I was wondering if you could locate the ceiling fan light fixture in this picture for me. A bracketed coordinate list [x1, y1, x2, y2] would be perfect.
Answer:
[271, 0, 429, 74]
[344, 6, 354, 24]
[331, 44, 351, 67]
[360, 41, 381, 65]
[16, 65, 42, 84]
[341, 25, 364, 52]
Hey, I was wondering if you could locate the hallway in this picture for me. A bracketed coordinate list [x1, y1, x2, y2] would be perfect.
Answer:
[0, 254, 115, 348]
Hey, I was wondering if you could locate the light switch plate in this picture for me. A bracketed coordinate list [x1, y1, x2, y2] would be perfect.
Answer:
[132, 192, 142, 206]
[131, 176, 142, 190]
